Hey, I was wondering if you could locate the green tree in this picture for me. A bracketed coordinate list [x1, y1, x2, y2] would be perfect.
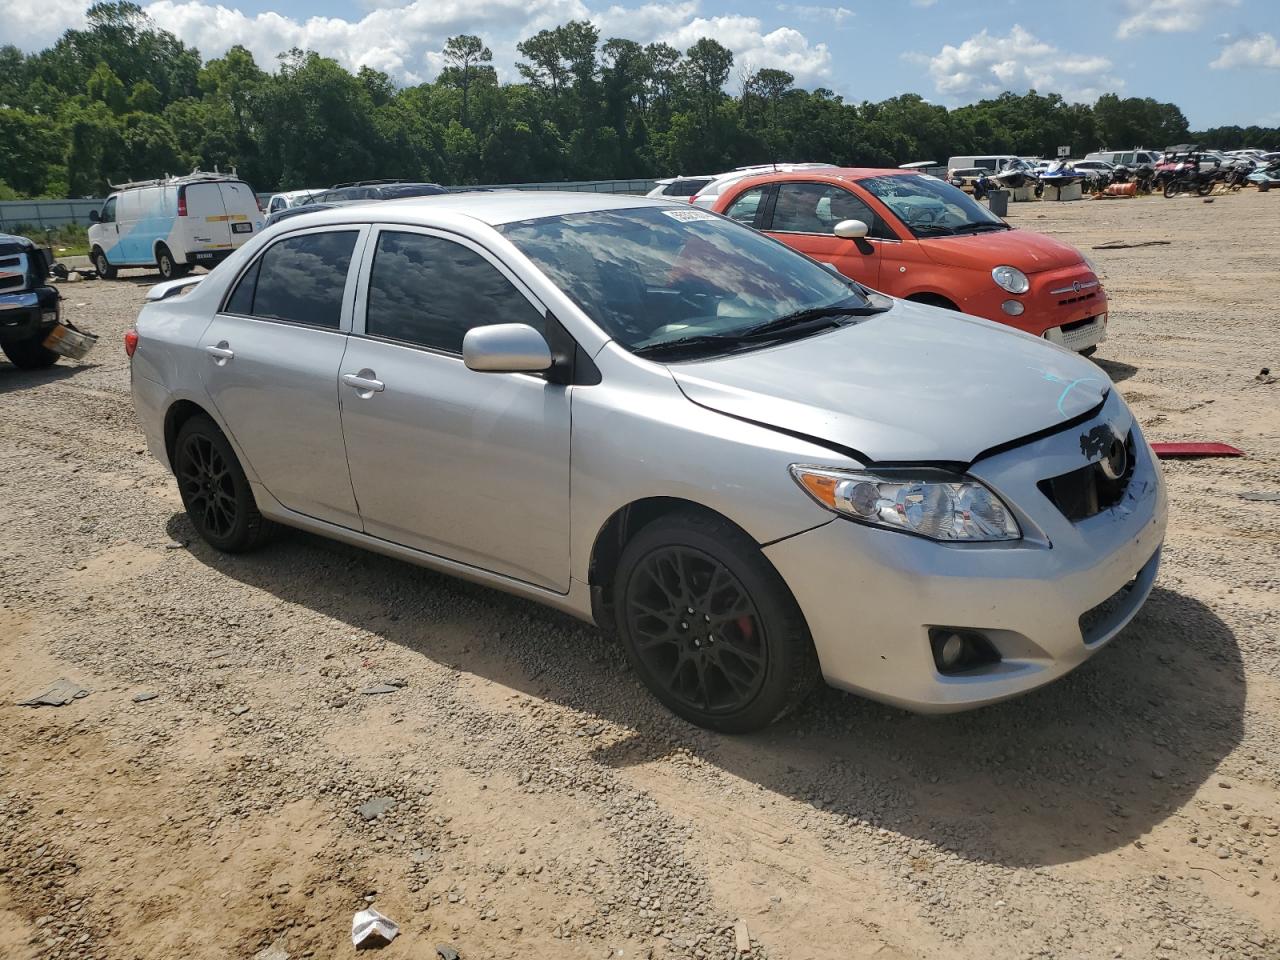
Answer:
[441, 35, 492, 129]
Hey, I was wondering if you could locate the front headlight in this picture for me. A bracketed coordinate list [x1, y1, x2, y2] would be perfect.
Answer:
[991, 265, 1030, 294]
[790, 466, 1021, 542]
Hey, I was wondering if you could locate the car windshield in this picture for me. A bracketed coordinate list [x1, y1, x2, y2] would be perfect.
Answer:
[499, 206, 873, 358]
[858, 173, 1007, 238]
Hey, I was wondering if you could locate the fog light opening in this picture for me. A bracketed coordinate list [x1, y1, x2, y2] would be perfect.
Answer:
[929, 628, 1001, 675]
[1001, 299, 1025, 316]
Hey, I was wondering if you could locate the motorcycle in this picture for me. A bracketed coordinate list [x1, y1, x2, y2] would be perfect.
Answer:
[1222, 159, 1255, 192]
[1110, 163, 1155, 194]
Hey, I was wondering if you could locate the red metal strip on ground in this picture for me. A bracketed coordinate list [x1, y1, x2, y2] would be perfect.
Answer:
[1150, 442, 1245, 458]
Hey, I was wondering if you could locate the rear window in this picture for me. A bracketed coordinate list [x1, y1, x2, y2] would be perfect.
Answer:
[225, 231, 357, 329]
[379, 183, 448, 199]
[663, 178, 713, 198]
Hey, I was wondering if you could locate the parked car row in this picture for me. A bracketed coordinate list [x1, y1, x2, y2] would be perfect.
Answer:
[126, 189, 1165, 732]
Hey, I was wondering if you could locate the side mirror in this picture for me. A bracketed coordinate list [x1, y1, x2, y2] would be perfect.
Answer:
[833, 219, 869, 240]
[89, 209, 101, 223]
[463, 323, 553, 374]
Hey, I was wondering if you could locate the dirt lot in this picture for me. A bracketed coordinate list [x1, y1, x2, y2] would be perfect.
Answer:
[1, 193, 1277, 960]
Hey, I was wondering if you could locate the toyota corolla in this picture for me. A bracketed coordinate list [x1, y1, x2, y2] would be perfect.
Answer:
[127, 193, 1166, 732]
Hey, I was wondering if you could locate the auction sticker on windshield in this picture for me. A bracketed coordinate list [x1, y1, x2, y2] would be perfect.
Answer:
[662, 208, 718, 222]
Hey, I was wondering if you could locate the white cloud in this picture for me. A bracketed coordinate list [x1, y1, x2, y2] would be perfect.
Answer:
[592, 1, 700, 41]
[775, 4, 855, 25]
[591, 5, 831, 84]
[1211, 32, 1280, 70]
[9, 0, 831, 90]
[5, 0, 88, 49]
[143, 0, 587, 83]
[1116, 0, 1238, 40]
[662, 16, 831, 83]
[918, 25, 1121, 103]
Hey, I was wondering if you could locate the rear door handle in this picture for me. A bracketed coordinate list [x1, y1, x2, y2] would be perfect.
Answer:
[205, 341, 234, 365]
[342, 370, 384, 395]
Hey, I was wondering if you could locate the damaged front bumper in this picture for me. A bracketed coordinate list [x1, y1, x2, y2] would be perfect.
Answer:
[764, 391, 1167, 712]
[0, 288, 60, 343]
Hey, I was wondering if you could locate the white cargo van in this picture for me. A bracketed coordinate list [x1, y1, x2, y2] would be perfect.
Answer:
[88, 171, 264, 280]
[1083, 149, 1162, 168]
[946, 155, 1021, 173]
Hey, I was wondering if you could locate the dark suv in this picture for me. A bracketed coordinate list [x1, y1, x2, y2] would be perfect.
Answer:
[0, 233, 62, 369]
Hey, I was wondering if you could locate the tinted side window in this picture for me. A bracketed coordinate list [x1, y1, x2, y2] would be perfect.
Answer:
[244, 231, 356, 329]
[365, 231, 543, 354]
[771, 183, 890, 239]
[225, 257, 261, 315]
[724, 187, 766, 225]
[101, 197, 117, 223]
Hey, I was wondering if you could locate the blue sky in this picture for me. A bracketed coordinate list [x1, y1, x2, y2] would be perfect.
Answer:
[12, 0, 1280, 129]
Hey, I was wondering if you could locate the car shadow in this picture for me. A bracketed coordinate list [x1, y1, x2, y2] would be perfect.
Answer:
[1093, 357, 1138, 383]
[169, 513, 1244, 869]
[0, 360, 99, 393]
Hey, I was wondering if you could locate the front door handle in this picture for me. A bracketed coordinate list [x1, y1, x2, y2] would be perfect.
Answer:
[342, 369, 385, 396]
[205, 341, 234, 365]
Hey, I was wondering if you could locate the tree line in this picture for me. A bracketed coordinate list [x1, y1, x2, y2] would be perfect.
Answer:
[2, 2, 1277, 199]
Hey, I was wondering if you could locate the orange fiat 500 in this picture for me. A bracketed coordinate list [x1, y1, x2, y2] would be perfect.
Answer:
[711, 168, 1109, 354]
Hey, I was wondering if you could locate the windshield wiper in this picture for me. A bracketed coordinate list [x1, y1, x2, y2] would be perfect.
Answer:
[950, 222, 1012, 234]
[737, 299, 889, 340]
[632, 298, 890, 360]
[631, 334, 750, 359]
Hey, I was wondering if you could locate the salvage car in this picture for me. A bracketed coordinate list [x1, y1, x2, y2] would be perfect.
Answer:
[127, 193, 1166, 732]
[713, 168, 1110, 354]
[0, 233, 65, 368]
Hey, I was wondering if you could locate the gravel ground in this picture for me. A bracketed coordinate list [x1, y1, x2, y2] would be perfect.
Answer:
[1, 193, 1277, 960]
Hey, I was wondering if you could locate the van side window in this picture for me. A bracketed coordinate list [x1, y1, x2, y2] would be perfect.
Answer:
[227, 231, 357, 328]
[364, 231, 543, 354]
[101, 197, 117, 223]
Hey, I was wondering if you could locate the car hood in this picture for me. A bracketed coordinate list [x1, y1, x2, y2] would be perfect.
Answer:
[669, 300, 1110, 464]
[920, 229, 1085, 273]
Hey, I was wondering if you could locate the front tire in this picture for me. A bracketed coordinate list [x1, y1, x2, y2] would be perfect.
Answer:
[1163, 181, 1180, 199]
[92, 248, 117, 280]
[174, 415, 272, 553]
[1, 336, 59, 370]
[613, 511, 819, 733]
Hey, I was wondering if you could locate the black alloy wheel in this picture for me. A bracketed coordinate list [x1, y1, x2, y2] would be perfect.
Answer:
[178, 431, 237, 538]
[173, 415, 271, 552]
[613, 510, 819, 733]
[625, 545, 768, 716]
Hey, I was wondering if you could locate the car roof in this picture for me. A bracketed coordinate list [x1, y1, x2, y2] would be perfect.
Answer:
[267, 190, 663, 230]
[713, 167, 915, 194]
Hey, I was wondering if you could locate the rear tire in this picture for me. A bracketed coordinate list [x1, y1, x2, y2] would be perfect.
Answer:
[1163, 181, 1180, 199]
[156, 245, 189, 280]
[92, 248, 117, 280]
[173, 414, 272, 553]
[1, 336, 59, 370]
[612, 510, 819, 733]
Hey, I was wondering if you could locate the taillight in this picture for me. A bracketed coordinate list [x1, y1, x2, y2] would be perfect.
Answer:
[124, 329, 138, 358]
[177, 188, 187, 217]
[688, 196, 697, 205]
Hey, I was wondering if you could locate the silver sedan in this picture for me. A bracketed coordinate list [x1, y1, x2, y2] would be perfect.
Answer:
[128, 192, 1166, 732]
